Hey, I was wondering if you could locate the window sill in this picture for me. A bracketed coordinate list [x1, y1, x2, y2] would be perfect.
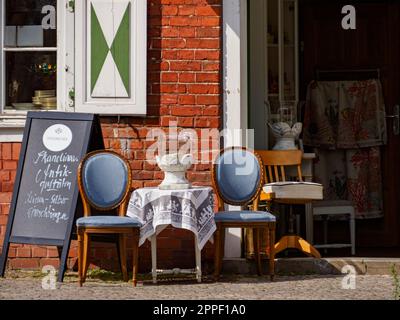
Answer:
[0, 115, 27, 142]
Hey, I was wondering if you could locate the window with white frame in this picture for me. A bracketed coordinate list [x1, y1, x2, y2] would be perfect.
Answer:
[0, 0, 147, 117]
[0, 0, 62, 114]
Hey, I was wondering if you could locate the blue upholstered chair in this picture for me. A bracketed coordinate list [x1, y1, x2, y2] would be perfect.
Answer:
[212, 147, 276, 280]
[76, 150, 141, 286]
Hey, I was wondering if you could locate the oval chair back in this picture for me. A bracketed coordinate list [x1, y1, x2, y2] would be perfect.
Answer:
[212, 148, 275, 281]
[212, 147, 264, 208]
[78, 150, 132, 215]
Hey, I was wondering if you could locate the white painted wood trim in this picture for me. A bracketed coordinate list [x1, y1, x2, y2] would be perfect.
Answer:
[64, 1, 76, 112]
[1, 0, 5, 111]
[57, 0, 67, 112]
[75, 0, 147, 115]
[3, 47, 57, 52]
[223, 0, 248, 142]
[0, 127, 24, 142]
[223, 0, 248, 259]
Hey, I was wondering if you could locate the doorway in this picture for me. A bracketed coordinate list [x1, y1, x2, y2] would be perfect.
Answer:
[248, 0, 400, 254]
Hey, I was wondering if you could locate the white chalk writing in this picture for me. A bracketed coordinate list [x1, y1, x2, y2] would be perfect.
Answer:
[27, 205, 69, 223]
[34, 151, 79, 165]
[35, 163, 73, 193]
[23, 149, 78, 224]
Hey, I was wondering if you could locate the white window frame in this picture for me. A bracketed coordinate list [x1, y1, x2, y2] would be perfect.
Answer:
[75, 0, 147, 115]
[0, 0, 71, 119]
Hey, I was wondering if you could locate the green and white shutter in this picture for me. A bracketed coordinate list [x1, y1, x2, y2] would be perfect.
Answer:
[75, 0, 146, 115]
[90, 1, 130, 98]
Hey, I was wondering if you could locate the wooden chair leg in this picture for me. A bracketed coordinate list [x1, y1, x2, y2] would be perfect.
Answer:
[254, 228, 262, 276]
[245, 228, 254, 260]
[82, 233, 91, 284]
[116, 236, 122, 272]
[218, 227, 226, 275]
[77, 229, 84, 287]
[132, 229, 139, 287]
[269, 225, 276, 281]
[118, 234, 128, 282]
[214, 225, 221, 281]
[219, 227, 225, 276]
[297, 237, 321, 258]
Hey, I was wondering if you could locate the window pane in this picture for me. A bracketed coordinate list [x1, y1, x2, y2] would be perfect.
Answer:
[5, 52, 57, 111]
[5, 0, 57, 48]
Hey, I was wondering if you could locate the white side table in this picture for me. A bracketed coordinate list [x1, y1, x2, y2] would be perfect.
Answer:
[126, 187, 216, 283]
[313, 200, 356, 255]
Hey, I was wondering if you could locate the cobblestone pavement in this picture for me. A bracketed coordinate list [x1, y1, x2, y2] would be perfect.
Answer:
[0, 271, 396, 300]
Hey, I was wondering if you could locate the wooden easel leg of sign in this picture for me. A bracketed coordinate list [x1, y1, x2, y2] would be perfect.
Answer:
[0, 241, 71, 282]
[0, 223, 71, 282]
[57, 246, 70, 282]
[0, 240, 11, 278]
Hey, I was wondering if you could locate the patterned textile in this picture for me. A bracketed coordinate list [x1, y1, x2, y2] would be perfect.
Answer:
[126, 187, 216, 250]
[314, 148, 383, 219]
[304, 80, 387, 219]
[304, 80, 387, 149]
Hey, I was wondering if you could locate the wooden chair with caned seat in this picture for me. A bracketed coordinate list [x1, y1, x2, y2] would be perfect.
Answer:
[256, 150, 323, 258]
[76, 150, 142, 286]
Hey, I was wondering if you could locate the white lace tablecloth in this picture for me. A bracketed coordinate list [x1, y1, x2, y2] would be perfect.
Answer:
[126, 187, 216, 250]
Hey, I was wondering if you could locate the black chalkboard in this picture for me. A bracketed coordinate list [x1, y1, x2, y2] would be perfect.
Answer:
[0, 112, 103, 282]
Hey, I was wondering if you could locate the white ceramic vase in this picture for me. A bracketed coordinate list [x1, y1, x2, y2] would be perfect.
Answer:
[156, 153, 193, 190]
[268, 122, 303, 150]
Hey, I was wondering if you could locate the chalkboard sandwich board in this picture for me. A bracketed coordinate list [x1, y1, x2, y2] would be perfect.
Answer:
[0, 111, 103, 282]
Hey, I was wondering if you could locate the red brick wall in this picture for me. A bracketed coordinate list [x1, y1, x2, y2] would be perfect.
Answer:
[0, 143, 18, 266]
[0, 0, 222, 273]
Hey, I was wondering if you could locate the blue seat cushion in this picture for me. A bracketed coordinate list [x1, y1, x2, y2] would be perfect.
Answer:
[214, 211, 276, 222]
[76, 216, 142, 228]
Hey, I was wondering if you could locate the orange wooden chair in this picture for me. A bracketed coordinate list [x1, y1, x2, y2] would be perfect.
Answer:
[257, 150, 322, 258]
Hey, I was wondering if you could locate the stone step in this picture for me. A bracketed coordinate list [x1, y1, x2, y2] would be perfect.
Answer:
[222, 257, 400, 276]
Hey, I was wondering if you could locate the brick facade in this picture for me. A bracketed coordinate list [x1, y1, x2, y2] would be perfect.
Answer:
[0, 0, 222, 273]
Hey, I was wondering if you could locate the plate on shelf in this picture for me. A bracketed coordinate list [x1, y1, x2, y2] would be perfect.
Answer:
[41, 97, 57, 102]
[34, 90, 56, 97]
[12, 103, 35, 110]
[40, 103, 57, 110]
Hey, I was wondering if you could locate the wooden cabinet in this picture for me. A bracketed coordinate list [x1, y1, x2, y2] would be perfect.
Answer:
[249, 0, 299, 149]
[266, 0, 298, 103]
